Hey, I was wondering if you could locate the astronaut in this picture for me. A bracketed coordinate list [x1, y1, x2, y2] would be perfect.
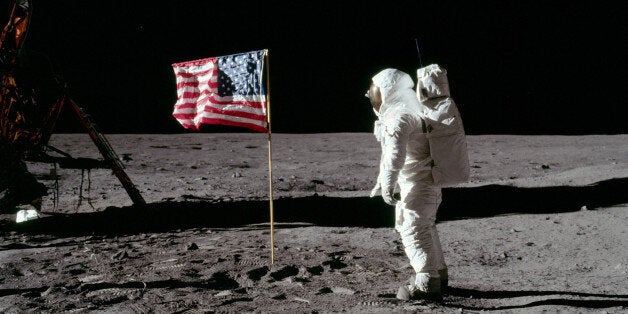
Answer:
[367, 68, 448, 301]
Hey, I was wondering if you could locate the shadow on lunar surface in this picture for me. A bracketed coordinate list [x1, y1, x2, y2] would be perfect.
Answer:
[2, 178, 626, 236]
[439, 177, 628, 221]
[447, 287, 628, 310]
[447, 287, 628, 299]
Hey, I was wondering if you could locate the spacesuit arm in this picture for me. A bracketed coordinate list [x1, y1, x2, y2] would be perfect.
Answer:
[379, 112, 412, 204]
[370, 119, 385, 197]
[370, 152, 385, 197]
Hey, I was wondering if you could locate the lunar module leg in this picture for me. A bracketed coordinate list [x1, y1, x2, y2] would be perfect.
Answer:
[66, 98, 146, 207]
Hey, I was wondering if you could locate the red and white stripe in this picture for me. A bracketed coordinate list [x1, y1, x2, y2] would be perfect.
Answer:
[172, 57, 267, 132]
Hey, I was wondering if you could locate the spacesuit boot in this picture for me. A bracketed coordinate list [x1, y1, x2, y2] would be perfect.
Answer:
[396, 272, 442, 301]
[400, 267, 448, 296]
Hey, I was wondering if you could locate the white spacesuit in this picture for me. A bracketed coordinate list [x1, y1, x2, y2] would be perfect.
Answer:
[368, 68, 447, 300]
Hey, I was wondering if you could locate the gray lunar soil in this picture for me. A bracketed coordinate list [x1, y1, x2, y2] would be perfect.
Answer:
[1, 133, 627, 313]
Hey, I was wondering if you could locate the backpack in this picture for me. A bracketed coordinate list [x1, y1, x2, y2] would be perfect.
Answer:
[416, 64, 470, 187]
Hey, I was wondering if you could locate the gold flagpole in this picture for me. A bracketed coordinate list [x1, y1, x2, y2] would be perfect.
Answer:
[264, 49, 275, 264]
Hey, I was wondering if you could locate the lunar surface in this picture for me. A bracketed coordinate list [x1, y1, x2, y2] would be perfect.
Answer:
[1, 133, 627, 313]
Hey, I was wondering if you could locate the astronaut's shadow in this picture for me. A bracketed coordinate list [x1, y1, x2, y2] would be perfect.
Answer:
[446, 287, 628, 310]
[437, 177, 628, 221]
[2, 177, 626, 236]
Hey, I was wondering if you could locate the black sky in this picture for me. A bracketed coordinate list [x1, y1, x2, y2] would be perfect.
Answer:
[23, 1, 625, 135]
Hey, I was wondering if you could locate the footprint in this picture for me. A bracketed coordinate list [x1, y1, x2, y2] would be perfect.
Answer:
[246, 266, 269, 281]
[306, 265, 324, 276]
[235, 258, 266, 267]
[86, 288, 134, 305]
[359, 300, 399, 306]
[322, 259, 347, 270]
[220, 297, 254, 306]
[269, 265, 299, 281]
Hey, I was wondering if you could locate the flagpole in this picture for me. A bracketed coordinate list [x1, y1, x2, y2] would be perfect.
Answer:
[264, 49, 275, 264]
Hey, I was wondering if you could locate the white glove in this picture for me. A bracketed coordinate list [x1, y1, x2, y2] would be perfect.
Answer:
[370, 181, 381, 198]
[382, 186, 397, 206]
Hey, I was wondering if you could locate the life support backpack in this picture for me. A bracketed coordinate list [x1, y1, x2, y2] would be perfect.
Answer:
[416, 64, 470, 187]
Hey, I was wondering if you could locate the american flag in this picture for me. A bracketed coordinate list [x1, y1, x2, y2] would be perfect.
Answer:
[172, 50, 267, 132]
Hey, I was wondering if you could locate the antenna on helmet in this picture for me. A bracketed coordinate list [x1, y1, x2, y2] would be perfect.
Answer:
[414, 38, 423, 68]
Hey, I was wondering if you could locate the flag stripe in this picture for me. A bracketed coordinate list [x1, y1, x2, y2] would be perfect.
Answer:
[201, 118, 268, 133]
[175, 68, 214, 79]
[172, 57, 217, 68]
[173, 106, 267, 121]
[175, 114, 268, 133]
[174, 97, 266, 109]
[176, 89, 266, 102]
[199, 112, 266, 126]
[174, 91, 266, 103]
[174, 102, 266, 117]
[175, 80, 219, 90]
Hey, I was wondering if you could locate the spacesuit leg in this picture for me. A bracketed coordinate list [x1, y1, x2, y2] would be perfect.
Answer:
[396, 181, 443, 293]
[426, 188, 448, 285]
[423, 205, 450, 293]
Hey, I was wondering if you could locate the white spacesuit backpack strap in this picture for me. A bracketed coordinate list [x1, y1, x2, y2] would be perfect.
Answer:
[416, 64, 470, 187]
